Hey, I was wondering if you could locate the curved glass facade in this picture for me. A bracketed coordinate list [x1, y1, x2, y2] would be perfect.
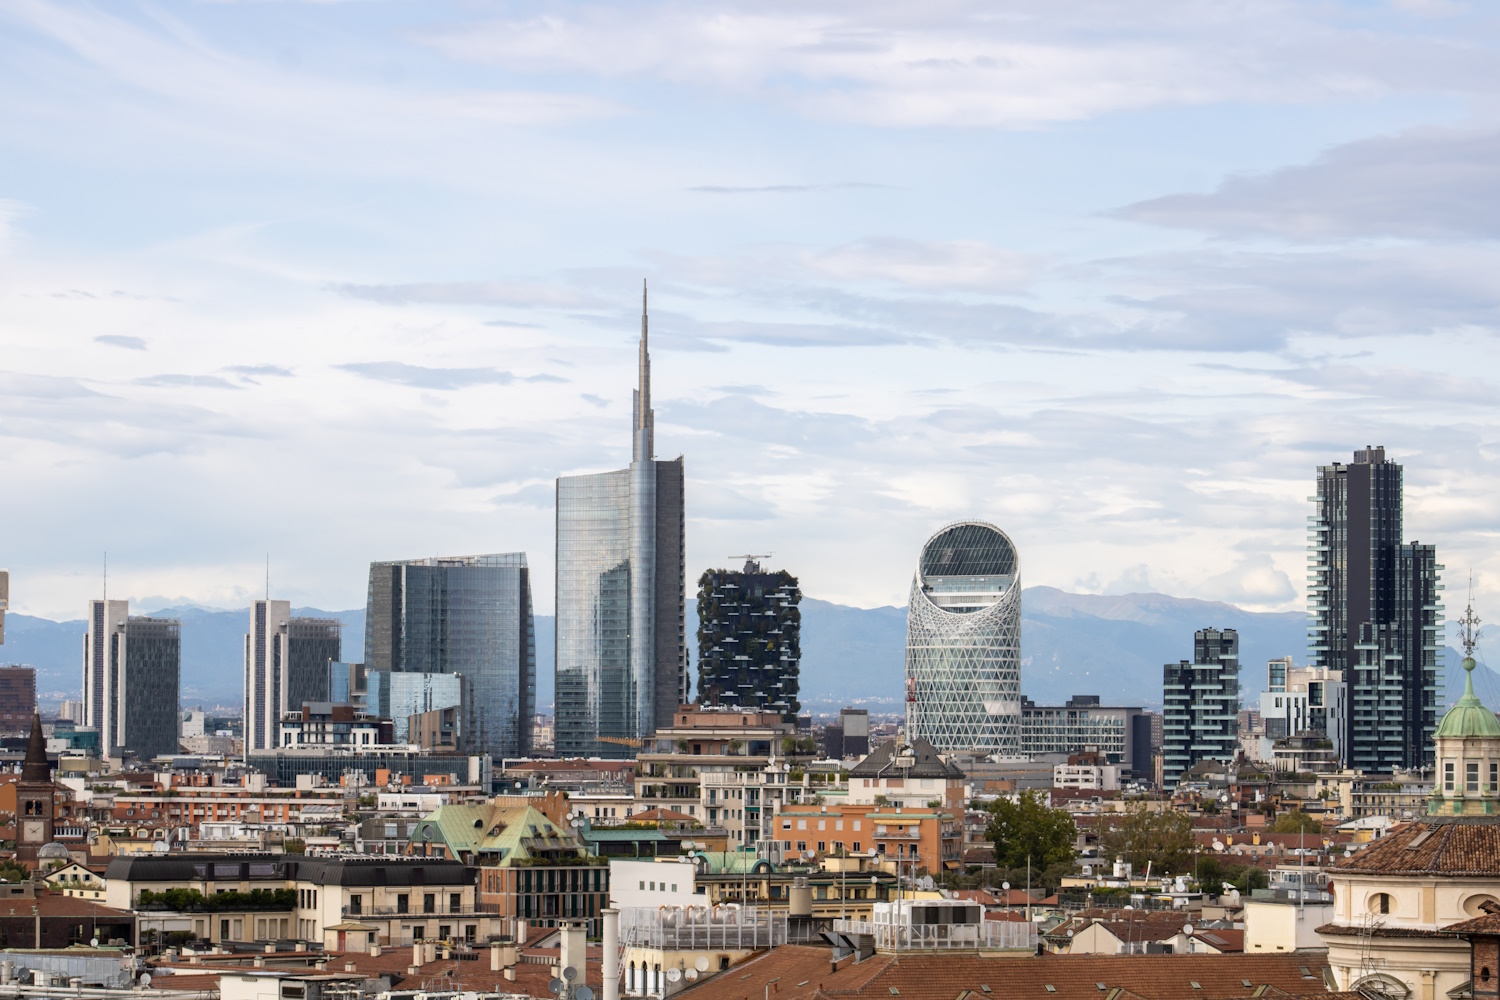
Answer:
[905, 521, 1021, 755]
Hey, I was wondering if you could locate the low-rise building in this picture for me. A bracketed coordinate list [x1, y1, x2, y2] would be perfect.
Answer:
[1053, 751, 1120, 791]
[847, 737, 964, 811]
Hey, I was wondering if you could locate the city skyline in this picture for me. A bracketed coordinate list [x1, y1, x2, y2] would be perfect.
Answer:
[4, 4, 1500, 625]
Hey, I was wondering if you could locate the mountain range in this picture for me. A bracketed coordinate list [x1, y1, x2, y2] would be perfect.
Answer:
[5, 589, 1490, 715]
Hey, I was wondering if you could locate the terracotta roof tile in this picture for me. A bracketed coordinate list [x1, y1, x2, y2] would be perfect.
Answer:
[1331, 820, 1500, 877]
[679, 948, 1328, 1000]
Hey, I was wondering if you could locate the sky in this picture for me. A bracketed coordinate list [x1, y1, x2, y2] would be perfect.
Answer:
[2, 0, 1499, 623]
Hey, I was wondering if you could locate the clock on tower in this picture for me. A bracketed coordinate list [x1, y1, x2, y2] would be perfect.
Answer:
[14, 713, 54, 864]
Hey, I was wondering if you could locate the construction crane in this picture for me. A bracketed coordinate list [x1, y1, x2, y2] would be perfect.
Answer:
[727, 553, 773, 572]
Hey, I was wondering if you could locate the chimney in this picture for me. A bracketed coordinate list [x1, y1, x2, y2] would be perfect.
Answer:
[603, 909, 620, 1000]
[560, 920, 587, 983]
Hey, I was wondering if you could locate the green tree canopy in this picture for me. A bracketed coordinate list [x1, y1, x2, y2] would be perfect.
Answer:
[985, 791, 1077, 870]
[1270, 811, 1321, 834]
[1098, 802, 1194, 875]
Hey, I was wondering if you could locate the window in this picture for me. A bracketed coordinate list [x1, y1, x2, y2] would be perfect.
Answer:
[797, 842, 807, 852]
[852, 842, 861, 852]
[835, 820, 844, 831]
[854, 821, 861, 831]
[396, 894, 409, 914]
[450, 893, 462, 913]
[817, 842, 826, 852]
[639, 881, 645, 890]
[1369, 893, 1393, 915]
[1445, 762, 1455, 792]
[1469, 762, 1481, 794]
[781, 820, 791, 831]
[671, 884, 677, 893]
[1492, 762, 1498, 791]
[424, 894, 435, 914]
[818, 820, 826, 831]
[797, 820, 807, 830]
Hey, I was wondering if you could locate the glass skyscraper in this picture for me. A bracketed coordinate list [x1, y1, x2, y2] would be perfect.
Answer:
[555, 286, 687, 758]
[364, 553, 535, 759]
[1309, 447, 1443, 771]
[904, 521, 1022, 755]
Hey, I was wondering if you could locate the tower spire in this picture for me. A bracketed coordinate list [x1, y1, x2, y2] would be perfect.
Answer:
[633, 280, 654, 462]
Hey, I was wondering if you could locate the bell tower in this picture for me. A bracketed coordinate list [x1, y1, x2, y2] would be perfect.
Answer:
[15, 713, 54, 864]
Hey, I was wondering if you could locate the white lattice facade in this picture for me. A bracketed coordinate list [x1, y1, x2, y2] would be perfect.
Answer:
[905, 521, 1022, 756]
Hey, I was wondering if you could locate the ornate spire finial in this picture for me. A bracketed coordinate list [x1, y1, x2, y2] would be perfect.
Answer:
[1459, 573, 1483, 664]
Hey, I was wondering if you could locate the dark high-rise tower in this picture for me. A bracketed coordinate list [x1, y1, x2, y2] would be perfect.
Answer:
[696, 559, 801, 719]
[555, 285, 687, 758]
[1309, 447, 1443, 771]
[1162, 627, 1240, 789]
[243, 600, 342, 755]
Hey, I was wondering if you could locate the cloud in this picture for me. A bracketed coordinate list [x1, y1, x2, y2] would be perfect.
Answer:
[812, 238, 1034, 293]
[1115, 127, 1500, 241]
[1196, 553, 1297, 607]
[580, 394, 611, 408]
[418, 2, 1500, 128]
[335, 362, 567, 389]
[134, 374, 242, 389]
[689, 182, 889, 194]
[223, 365, 293, 378]
[334, 282, 601, 308]
[95, 334, 147, 350]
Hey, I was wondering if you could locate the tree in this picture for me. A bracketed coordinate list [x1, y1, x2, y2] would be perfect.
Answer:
[1098, 803, 1193, 875]
[985, 791, 1077, 870]
[1271, 811, 1321, 834]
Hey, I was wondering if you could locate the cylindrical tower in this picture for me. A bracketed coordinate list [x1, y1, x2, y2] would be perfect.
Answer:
[904, 521, 1021, 755]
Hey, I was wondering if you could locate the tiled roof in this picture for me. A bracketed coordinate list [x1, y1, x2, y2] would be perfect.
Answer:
[1330, 819, 1500, 877]
[849, 739, 964, 780]
[676, 947, 1329, 1000]
[1315, 923, 1462, 940]
[1193, 929, 1244, 953]
[1442, 912, 1500, 935]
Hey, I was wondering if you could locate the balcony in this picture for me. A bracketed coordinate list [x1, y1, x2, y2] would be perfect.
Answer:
[343, 903, 500, 918]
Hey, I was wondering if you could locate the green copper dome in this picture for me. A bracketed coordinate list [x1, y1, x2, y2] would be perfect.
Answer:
[1435, 656, 1500, 739]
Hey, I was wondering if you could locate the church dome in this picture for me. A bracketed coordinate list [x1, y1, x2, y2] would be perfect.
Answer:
[36, 842, 70, 861]
[1435, 656, 1500, 740]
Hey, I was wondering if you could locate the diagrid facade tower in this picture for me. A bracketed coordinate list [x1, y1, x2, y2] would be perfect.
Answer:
[555, 285, 687, 758]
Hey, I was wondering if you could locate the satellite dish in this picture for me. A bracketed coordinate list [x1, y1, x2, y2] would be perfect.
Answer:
[90, 938, 98, 948]
[139, 974, 152, 988]
[667, 969, 682, 984]
[563, 967, 578, 982]
[686, 970, 699, 981]
[549, 979, 565, 995]
[1183, 924, 1194, 937]
[1002, 882, 1010, 892]
[694, 958, 709, 973]
[577, 988, 595, 1000]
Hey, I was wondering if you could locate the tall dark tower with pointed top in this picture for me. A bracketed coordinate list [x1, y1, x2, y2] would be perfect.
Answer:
[555, 284, 687, 758]
[15, 713, 54, 864]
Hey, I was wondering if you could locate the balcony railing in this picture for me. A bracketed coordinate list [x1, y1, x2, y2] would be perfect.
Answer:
[832, 917, 1035, 951]
[343, 903, 500, 918]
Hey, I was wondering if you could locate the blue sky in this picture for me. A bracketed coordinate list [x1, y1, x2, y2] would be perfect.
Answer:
[2, 0, 1499, 622]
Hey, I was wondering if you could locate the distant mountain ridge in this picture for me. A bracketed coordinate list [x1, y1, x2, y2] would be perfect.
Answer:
[4, 589, 1487, 715]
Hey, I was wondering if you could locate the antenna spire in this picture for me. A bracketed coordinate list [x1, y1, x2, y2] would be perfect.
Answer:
[633, 279, 654, 462]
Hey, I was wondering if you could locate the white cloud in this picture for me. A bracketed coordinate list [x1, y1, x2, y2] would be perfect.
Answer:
[420, 1, 1500, 127]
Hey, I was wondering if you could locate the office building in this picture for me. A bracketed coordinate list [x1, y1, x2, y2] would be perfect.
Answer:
[243, 600, 343, 755]
[1019, 695, 1149, 776]
[904, 520, 1022, 755]
[555, 287, 687, 758]
[365, 553, 535, 758]
[81, 600, 180, 762]
[1309, 447, 1443, 771]
[57, 699, 83, 725]
[840, 707, 870, 757]
[0, 664, 36, 734]
[696, 558, 801, 719]
[368, 670, 464, 743]
[327, 661, 368, 709]
[1162, 628, 1240, 789]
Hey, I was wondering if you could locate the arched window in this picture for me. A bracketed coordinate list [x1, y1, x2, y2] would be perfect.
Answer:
[1352, 974, 1411, 1000]
[1369, 892, 1395, 915]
